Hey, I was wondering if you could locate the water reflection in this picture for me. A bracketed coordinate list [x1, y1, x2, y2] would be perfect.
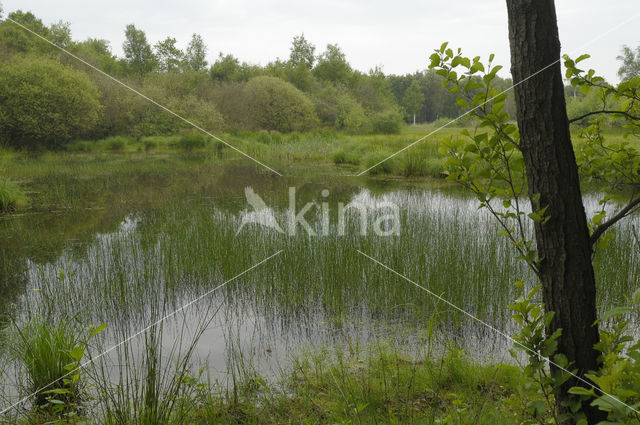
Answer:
[1, 164, 639, 408]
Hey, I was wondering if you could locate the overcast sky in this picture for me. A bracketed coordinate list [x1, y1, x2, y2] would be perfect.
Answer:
[2, 1, 638, 83]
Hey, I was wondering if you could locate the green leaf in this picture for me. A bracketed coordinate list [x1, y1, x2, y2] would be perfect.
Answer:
[597, 306, 633, 323]
[575, 54, 591, 63]
[429, 53, 441, 68]
[568, 386, 595, 396]
[526, 400, 548, 416]
[91, 323, 107, 336]
[70, 346, 85, 361]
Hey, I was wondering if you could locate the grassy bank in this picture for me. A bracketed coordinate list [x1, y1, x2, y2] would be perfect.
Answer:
[188, 346, 532, 425]
[1, 125, 635, 208]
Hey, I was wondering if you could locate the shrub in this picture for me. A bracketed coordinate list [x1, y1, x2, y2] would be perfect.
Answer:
[143, 138, 158, 151]
[0, 177, 27, 212]
[170, 133, 207, 151]
[0, 56, 102, 149]
[312, 84, 366, 133]
[244, 76, 317, 132]
[99, 136, 130, 151]
[371, 109, 403, 134]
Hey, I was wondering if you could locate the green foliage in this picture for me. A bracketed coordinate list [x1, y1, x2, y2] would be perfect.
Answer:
[362, 152, 394, 175]
[578, 291, 640, 423]
[371, 108, 403, 134]
[123, 23, 156, 75]
[209, 53, 246, 82]
[8, 313, 105, 417]
[429, 44, 541, 274]
[0, 10, 53, 54]
[154, 37, 184, 72]
[71, 38, 124, 76]
[0, 176, 27, 212]
[332, 149, 360, 165]
[99, 136, 129, 151]
[288, 33, 315, 69]
[398, 152, 428, 176]
[432, 42, 640, 424]
[184, 33, 207, 71]
[509, 281, 581, 424]
[314, 43, 352, 84]
[0, 55, 102, 149]
[244, 76, 317, 132]
[403, 79, 425, 122]
[564, 54, 640, 243]
[65, 140, 95, 152]
[170, 133, 208, 151]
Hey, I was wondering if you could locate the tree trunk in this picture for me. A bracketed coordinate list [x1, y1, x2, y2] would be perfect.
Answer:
[413, 113, 416, 125]
[505, 0, 604, 422]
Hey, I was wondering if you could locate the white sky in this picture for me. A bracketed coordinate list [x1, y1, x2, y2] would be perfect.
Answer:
[1, 1, 638, 83]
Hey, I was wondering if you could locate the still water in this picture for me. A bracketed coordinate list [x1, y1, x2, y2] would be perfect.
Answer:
[1, 164, 638, 406]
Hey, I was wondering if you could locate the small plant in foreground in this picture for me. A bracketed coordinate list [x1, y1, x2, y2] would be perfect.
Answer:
[9, 317, 106, 421]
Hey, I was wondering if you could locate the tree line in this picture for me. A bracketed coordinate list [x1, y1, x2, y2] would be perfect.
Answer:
[0, 8, 638, 150]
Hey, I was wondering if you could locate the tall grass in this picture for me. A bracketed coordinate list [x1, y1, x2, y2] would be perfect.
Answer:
[0, 177, 27, 212]
[8, 317, 87, 411]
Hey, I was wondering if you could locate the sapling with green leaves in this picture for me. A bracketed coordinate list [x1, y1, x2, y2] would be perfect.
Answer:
[429, 40, 640, 423]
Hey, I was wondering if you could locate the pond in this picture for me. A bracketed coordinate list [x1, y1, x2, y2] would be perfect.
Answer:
[1, 163, 638, 409]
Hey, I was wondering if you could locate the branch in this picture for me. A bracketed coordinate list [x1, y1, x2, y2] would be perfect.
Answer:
[590, 197, 640, 247]
[569, 110, 640, 124]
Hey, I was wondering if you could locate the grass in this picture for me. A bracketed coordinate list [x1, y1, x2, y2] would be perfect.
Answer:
[7, 317, 86, 414]
[0, 124, 639, 423]
[0, 177, 27, 212]
[187, 345, 535, 425]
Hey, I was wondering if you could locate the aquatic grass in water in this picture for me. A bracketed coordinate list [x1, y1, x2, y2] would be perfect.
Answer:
[6, 316, 89, 416]
[0, 177, 27, 212]
[1, 162, 639, 421]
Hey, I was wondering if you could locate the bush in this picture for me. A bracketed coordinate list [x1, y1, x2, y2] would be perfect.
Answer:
[244, 76, 317, 132]
[371, 109, 403, 134]
[98, 136, 130, 151]
[170, 133, 207, 151]
[312, 84, 367, 133]
[0, 177, 27, 212]
[142, 138, 158, 151]
[0, 56, 102, 149]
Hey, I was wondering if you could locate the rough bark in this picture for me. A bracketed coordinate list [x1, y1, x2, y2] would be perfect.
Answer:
[505, 0, 605, 422]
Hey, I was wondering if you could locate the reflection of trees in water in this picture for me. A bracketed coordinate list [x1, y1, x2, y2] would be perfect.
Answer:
[0, 249, 27, 326]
